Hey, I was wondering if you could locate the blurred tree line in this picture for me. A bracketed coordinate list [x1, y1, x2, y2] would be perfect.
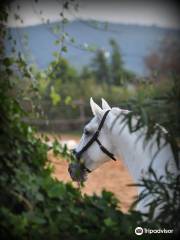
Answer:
[34, 37, 135, 122]
[46, 37, 134, 93]
[90, 38, 134, 85]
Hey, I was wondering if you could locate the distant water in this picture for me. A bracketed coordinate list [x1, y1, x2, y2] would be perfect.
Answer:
[6, 21, 180, 76]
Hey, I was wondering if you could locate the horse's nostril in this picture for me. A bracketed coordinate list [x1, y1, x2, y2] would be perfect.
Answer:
[72, 148, 77, 155]
[72, 149, 81, 160]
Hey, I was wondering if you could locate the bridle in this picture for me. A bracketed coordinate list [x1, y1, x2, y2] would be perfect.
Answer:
[74, 110, 116, 173]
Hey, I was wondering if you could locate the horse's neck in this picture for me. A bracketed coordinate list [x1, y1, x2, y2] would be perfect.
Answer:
[111, 115, 174, 183]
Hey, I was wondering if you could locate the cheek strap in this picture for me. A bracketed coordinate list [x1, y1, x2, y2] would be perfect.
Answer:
[95, 138, 116, 161]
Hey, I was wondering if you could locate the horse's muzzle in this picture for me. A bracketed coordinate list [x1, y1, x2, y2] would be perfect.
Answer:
[68, 163, 87, 182]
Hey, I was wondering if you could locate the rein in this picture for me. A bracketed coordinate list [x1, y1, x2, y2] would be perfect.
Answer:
[75, 110, 116, 172]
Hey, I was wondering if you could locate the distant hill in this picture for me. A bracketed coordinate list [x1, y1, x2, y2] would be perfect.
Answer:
[6, 20, 180, 76]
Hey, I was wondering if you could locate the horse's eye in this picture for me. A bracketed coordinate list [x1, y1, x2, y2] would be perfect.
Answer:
[84, 129, 90, 136]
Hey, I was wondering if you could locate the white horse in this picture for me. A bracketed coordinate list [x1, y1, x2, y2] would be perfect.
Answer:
[69, 98, 178, 212]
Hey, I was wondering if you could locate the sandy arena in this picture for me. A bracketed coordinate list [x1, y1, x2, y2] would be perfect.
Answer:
[48, 134, 137, 212]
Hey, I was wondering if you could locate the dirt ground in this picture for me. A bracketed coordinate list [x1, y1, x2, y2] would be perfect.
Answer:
[48, 134, 137, 212]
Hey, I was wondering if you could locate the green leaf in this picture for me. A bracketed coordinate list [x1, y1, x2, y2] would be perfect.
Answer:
[54, 39, 60, 45]
[104, 218, 115, 227]
[50, 86, 61, 105]
[52, 52, 59, 58]
[3, 57, 13, 67]
[65, 96, 72, 105]
[61, 46, 67, 52]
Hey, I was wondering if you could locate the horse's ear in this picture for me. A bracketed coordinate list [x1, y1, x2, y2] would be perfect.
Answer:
[90, 97, 103, 118]
[101, 98, 111, 110]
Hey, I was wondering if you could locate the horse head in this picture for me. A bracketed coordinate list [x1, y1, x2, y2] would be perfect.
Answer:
[68, 98, 119, 182]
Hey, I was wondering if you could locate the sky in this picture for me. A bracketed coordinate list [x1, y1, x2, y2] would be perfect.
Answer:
[7, 0, 180, 29]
